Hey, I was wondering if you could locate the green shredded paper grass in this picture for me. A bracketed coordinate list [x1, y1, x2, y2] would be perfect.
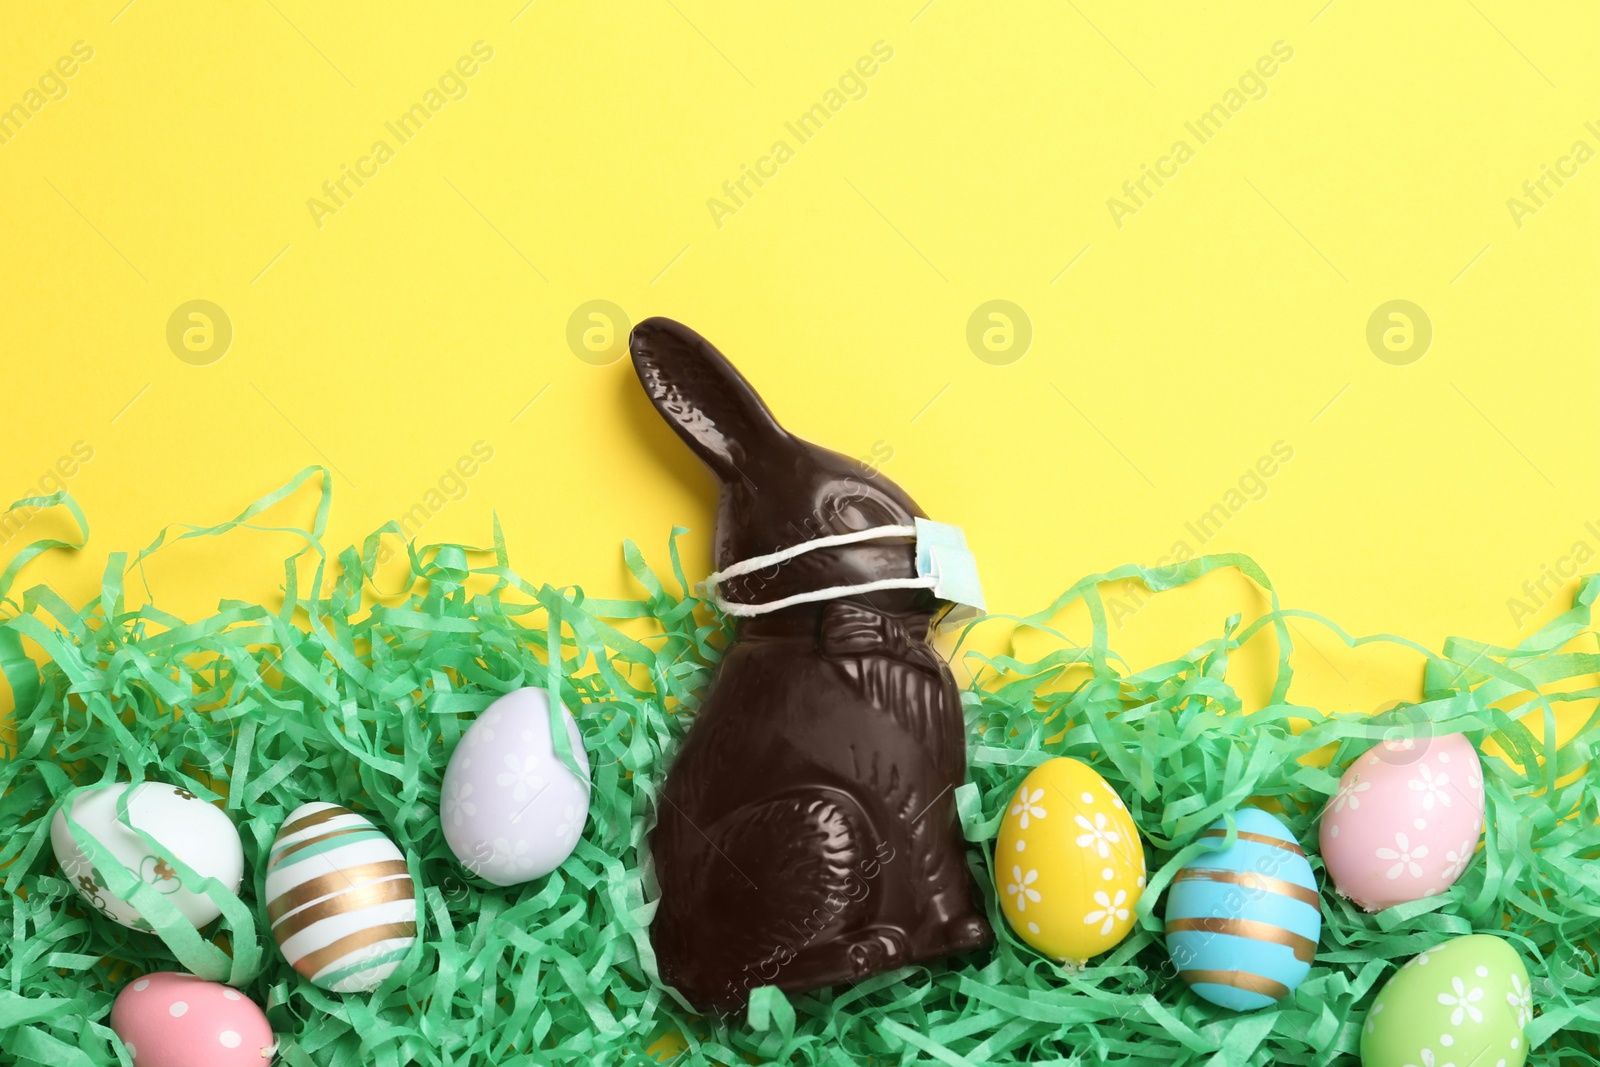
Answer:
[1, 469, 1596, 1066]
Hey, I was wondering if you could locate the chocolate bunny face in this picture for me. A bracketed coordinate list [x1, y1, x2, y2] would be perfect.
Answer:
[629, 316, 933, 614]
[630, 316, 992, 1011]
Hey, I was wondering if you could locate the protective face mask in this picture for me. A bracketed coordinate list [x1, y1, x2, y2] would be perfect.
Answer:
[704, 518, 986, 620]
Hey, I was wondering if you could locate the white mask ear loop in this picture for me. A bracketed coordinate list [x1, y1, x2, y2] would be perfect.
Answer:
[704, 525, 931, 617]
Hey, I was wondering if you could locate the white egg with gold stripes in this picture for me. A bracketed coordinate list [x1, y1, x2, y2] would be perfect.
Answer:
[265, 803, 417, 993]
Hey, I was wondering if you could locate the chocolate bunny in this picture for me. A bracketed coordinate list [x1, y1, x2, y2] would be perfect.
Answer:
[631, 317, 992, 1012]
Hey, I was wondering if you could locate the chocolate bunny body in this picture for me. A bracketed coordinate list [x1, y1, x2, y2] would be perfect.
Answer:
[631, 317, 992, 1011]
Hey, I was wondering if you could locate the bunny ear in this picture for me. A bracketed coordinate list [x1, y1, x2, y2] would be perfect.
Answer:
[629, 317, 789, 483]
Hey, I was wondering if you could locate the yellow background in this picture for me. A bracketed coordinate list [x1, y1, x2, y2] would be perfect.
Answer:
[3, 0, 1599, 718]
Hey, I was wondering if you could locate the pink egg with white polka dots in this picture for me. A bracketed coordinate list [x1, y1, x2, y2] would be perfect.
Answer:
[110, 973, 274, 1066]
[1319, 732, 1485, 912]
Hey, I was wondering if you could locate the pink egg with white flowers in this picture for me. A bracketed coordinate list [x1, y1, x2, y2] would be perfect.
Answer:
[1319, 732, 1484, 912]
[110, 973, 274, 1066]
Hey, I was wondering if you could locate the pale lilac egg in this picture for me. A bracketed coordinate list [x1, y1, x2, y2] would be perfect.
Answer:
[1319, 732, 1484, 912]
[439, 687, 591, 886]
[110, 972, 274, 1066]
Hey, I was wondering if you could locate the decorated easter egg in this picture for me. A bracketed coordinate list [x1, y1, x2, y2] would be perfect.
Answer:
[51, 782, 244, 932]
[110, 972, 274, 1066]
[1361, 934, 1532, 1067]
[1320, 733, 1484, 912]
[1164, 807, 1321, 1010]
[440, 686, 591, 886]
[994, 757, 1146, 962]
[265, 803, 417, 992]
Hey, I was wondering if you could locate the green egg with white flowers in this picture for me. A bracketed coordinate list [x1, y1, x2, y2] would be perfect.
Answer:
[1361, 934, 1532, 1067]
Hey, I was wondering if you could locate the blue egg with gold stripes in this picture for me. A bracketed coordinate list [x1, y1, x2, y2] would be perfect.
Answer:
[1164, 808, 1321, 1011]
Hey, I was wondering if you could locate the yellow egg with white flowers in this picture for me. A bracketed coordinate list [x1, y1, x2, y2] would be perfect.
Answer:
[994, 757, 1146, 962]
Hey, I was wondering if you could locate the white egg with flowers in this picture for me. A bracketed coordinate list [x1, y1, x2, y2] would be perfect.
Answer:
[51, 781, 244, 932]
